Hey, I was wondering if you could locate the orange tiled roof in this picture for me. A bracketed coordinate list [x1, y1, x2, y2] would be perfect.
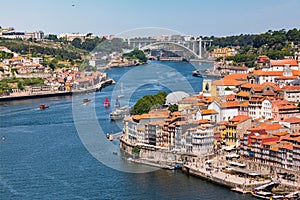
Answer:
[275, 76, 298, 80]
[240, 83, 253, 88]
[249, 95, 265, 102]
[223, 74, 248, 80]
[279, 143, 293, 151]
[272, 99, 289, 105]
[273, 131, 289, 137]
[274, 103, 298, 110]
[261, 82, 276, 87]
[259, 123, 283, 131]
[236, 91, 250, 97]
[270, 147, 279, 151]
[239, 101, 249, 107]
[230, 115, 251, 123]
[172, 111, 183, 117]
[247, 127, 265, 131]
[270, 58, 298, 66]
[253, 70, 283, 76]
[221, 101, 241, 108]
[226, 94, 236, 100]
[263, 141, 278, 146]
[9, 56, 22, 61]
[213, 79, 245, 86]
[201, 109, 218, 115]
[218, 121, 229, 125]
[197, 119, 211, 124]
[292, 70, 300, 76]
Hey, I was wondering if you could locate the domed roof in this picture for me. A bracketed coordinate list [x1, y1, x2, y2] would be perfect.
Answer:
[166, 91, 189, 105]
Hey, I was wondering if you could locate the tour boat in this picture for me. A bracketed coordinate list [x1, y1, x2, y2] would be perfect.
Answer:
[39, 104, 49, 110]
[251, 182, 287, 200]
[110, 106, 131, 121]
[103, 96, 110, 108]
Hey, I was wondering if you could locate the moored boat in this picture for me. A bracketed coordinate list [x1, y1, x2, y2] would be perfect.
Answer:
[115, 98, 120, 108]
[192, 70, 203, 77]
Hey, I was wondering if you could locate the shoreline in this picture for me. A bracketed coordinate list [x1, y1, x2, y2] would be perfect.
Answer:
[120, 137, 300, 196]
[0, 78, 114, 102]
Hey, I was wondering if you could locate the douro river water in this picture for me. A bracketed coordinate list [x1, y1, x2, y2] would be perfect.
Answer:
[1, 61, 254, 199]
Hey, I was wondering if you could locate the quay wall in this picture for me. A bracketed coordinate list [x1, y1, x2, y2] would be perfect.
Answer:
[182, 166, 265, 192]
[120, 138, 180, 167]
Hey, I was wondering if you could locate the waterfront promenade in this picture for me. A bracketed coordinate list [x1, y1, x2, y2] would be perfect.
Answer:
[184, 162, 270, 193]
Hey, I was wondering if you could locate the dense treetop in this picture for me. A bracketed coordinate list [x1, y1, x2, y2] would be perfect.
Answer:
[122, 49, 147, 63]
[131, 92, 167, 115]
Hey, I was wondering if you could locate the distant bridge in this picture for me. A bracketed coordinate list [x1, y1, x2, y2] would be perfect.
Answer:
[127, 37, 213, 60]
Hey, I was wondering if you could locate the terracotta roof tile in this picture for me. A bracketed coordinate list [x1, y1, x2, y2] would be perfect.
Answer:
[221, 101, 241, 108]
[270, 58, 298, 66]
[292, 70, 300, 76]
[284, 117, 300, 124]
[275, 76, 298, 80]
[230, 115, 251, 123]
[253, 70, 283, 76]
[201, 109, 218, 115]
[259, 123, 283, 131]
[223, 74, 248, 80]
[236, 91, 250, 97]
[213, 79, 245, 86]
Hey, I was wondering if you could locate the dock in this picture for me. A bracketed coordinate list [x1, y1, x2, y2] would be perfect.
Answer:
[107, 132, 123, 141]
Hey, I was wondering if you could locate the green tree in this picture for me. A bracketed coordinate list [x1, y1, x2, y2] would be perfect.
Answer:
[71, 38, 82, 49]
[45, 34, 58, 41]
[168, 104, 178, 112]
[122, 49, 147, 63]
[132, 147, 140, 155]
[131, 92, 167, 115]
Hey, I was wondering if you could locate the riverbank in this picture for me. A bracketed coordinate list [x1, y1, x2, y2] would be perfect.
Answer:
[119, 136, 300, 197]
[0, 78, 114, 102]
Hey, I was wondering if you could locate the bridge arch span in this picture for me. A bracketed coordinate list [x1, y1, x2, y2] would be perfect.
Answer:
[140, 41, 200, 59]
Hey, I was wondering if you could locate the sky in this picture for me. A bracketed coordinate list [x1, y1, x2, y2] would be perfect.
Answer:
[1, 0, 299, 37]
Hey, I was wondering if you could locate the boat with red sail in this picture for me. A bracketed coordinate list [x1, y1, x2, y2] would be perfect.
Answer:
[103, 96, 110, 108]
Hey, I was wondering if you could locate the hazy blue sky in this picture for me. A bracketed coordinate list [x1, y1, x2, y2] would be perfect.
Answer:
[1, 0, 299, 37]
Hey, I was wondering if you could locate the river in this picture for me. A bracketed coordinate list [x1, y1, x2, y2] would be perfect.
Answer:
[0, 61, 254, 199]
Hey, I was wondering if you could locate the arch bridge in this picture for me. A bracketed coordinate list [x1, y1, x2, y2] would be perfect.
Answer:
[127, 38, 213, 60]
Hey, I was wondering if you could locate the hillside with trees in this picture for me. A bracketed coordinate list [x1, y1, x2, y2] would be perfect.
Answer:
[0, 38, 85, 60]
[207, 28, 300, 66]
